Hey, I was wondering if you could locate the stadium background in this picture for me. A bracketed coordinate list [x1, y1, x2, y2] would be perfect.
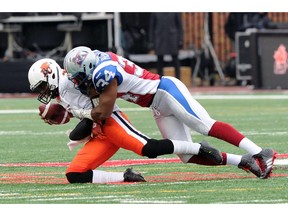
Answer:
[182, 12, 288, 62]
[1, 12, 288, 92]
[2, 12, 288, 62]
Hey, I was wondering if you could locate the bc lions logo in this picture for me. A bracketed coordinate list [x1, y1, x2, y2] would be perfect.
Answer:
[40, 62, 53, 76]
[72, 51, 88, 66]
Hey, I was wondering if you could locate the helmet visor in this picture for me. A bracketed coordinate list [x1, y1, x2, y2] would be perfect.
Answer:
[31, 80, 49, 93]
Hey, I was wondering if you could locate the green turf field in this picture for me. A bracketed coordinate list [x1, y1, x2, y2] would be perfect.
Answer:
[0, 94, 288, 207]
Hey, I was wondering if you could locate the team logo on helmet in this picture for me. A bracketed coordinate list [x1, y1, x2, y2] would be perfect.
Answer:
[72, 51, 88, 66]
[40, 62, 53, 77]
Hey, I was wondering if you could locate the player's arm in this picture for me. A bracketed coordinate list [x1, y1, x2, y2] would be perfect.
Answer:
[90, 78, 118, 122]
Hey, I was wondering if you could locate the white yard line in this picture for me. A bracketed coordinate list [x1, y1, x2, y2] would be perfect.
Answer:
[0, 107, 149, 114]
[193, 95, 288, 99]
[1, 94, 288, 114]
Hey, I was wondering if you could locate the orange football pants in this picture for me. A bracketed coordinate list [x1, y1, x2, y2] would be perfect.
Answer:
[66, 111, 149, 173]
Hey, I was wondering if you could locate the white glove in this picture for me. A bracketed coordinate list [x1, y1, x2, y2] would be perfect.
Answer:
[69, 108, 93, 120]
[66, 136, 91, 151]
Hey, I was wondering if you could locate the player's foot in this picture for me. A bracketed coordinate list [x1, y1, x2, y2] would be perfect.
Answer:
[124, 168, 146, 182]
[238, 154, 261, 178]
[198, 141, 223, 164]
[253, 149, 277, 179]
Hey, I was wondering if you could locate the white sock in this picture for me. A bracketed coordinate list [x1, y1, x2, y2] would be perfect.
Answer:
[226, 153, 242, 166]
[92, 170, 124, 183]
[239, 137, 262, 155]
[172, 140, 201, 155]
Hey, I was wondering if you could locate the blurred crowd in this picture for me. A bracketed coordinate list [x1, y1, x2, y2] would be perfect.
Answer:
[0, 12, 284, 86]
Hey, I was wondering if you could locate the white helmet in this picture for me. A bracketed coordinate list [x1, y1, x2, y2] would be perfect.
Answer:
[63, 46, 98, 87]
[28, 58, 62, 104]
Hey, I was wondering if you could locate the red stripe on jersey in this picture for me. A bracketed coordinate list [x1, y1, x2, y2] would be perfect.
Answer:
[108, 52, 160, 80]
[117, 92, 155, 107]
[107, 51, 160, 107]
[108, 52, 118, 61]
[141, 68, 161, 80]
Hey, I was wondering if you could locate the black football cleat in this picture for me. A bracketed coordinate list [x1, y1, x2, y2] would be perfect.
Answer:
[238, 153, 262, 178]
[253, 149, 277, 179]
[124, 168, 146, 182]
[198, 141, 223, 165]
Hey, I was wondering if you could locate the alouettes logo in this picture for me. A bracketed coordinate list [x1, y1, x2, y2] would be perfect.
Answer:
[273, 44, 288, 75]
[72, 51, 88, 66]
[40, 62, 53, 76]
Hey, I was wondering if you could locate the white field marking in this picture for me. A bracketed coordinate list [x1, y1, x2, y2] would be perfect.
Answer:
[97, 180, 210, 189]
[19, 195, 288, 204]
[274, 158, 288, 167]
[0, 131, 66, 135]
[0, 185, 90, 193]
[0, 193, 165, 203]
[240, 131, 288, 136]
[193, 95, 288, 100]
[120, 200, 186, 204]
[215, 199, 288, 204]
[10, 194, 186, 203]
[1, 94, 288, 115]
[1, 130, 286, 137]
[10, 195, 131, 202]
[0, 193, 81, 200]
[0, 109, 39, 114]
[0, 193, 20, 197]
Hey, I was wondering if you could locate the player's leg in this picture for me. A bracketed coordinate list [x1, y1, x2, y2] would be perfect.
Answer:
[102, 111, 150, 156]
[156, 77, 252, 146]
[155, 76, 276, 178]
[66, 138, 120, 183]
[107, 111, 221, 163]
[154, 111, 261, 177]
[154, 114, 222, 164]
[66, 138, 145, 183]
[103, 111, 178, 159]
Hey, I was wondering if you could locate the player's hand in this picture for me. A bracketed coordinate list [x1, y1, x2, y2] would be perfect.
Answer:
[39, 114, 55, 125]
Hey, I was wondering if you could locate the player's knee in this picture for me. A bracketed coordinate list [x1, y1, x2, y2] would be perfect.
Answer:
[66, 170, 93, 183]
[142, 139, 174, 158]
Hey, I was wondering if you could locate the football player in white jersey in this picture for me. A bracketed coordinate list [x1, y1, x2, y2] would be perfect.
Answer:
[28, 58, 147, 184]
[64, 46, 277, 179]
[28, 58, 264, 182]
